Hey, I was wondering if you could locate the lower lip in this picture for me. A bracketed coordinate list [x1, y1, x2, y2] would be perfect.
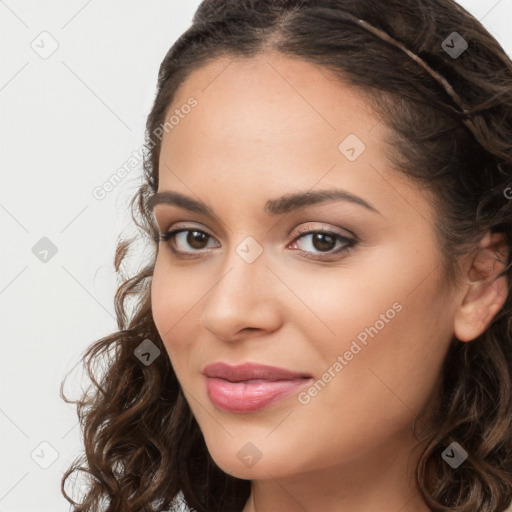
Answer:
[205, 376, 312, 413]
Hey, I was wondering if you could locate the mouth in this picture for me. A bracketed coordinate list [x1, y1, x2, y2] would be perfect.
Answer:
[202, 361, 313, 381]
[202, 362, 313, 413]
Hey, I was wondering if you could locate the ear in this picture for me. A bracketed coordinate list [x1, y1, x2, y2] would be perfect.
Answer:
[453, 232, 509, 342]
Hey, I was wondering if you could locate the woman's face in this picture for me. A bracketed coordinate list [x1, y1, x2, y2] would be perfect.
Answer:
[150, 53, 461, 481]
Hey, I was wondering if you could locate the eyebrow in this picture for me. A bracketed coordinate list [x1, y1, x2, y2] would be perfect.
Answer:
[147, 188, 380, 217]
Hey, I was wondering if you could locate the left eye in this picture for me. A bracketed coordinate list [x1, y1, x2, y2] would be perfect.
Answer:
[159, 227, 356, 259]
[290, 229, 355, 257]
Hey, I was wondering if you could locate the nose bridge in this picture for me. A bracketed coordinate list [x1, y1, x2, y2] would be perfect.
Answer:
[199, 235, 279, 337]
[207, 236, 268, 307]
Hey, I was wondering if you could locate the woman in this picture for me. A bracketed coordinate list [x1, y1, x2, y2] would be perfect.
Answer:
[61, 0, 512, 511]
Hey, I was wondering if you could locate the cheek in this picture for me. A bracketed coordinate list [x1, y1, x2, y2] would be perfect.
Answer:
[290, 300, 451, 472]
[292, 249, 453, 415]
[150, 257, 198, 361]
[151, 258, 174, 336]
[314, 273, 453, 427]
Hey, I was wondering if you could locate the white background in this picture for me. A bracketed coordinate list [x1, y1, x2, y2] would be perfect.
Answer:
[1, 1, 511, 510]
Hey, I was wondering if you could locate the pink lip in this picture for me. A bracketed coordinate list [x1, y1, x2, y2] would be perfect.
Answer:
[202, 362, 313, 413]
[202, 361, 312, 381]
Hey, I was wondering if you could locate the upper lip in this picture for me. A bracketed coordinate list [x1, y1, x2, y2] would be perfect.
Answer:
[202, 362, 312, 382]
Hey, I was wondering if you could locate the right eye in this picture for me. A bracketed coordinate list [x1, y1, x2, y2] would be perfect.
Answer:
[159, 228, 220, 256]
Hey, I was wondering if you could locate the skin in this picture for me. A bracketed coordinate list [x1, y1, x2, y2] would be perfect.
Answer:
[149, 52, 508, 512]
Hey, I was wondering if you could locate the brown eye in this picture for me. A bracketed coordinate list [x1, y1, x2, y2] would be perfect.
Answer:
[159, 225, 357, 260]
[159, 228, 218, 254]
[310, 232, 337, 252]
[289, 228, 356, 259]
[186, 230, 209, 249]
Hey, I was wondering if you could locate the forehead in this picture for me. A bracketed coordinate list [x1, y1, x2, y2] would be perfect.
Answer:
[156, 52, 433, 227]
[163, 53, 378, 156]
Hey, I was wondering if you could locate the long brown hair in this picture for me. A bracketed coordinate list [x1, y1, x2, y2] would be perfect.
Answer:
[61, 1, 512, 510]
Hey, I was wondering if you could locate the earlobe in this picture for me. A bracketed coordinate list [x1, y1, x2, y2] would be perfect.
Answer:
[453, 232, 509, 343]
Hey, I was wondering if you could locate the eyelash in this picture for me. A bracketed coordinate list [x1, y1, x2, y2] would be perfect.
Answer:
[158, 224, 357, 260]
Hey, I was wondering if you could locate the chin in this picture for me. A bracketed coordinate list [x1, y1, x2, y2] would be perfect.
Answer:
[205, 441, 297, 481]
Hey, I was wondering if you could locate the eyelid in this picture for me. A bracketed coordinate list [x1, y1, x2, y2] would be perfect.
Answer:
[293, 222, 356, 239]
[160, 222, 354, 243]
[160, 221, 218, 241]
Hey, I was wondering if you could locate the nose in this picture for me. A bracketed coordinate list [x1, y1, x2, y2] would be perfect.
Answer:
[199, 248, 282, 342]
